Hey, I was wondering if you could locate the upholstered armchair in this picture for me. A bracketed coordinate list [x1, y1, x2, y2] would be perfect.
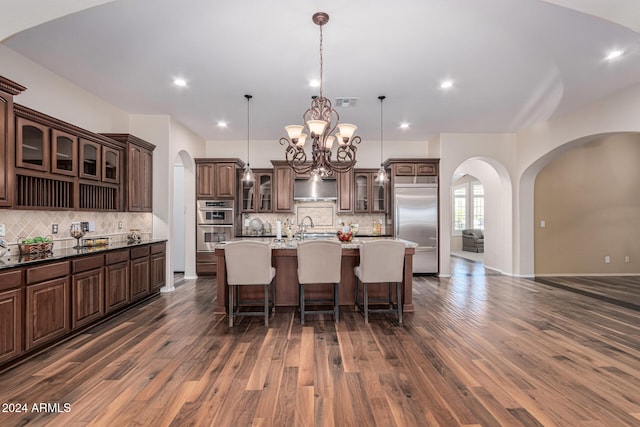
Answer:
[462, 229, 484, 253]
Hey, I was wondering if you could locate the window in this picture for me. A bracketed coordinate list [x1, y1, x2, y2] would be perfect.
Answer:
[452, 180, 484, 233]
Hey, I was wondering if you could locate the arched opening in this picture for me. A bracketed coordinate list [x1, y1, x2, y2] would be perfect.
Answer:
[447, 157, 513, 276]
[172, 150, 197, 283]
[518, 132, 640, 276]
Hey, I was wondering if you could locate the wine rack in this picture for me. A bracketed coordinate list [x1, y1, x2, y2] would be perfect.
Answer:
[16, 175, 72, 209]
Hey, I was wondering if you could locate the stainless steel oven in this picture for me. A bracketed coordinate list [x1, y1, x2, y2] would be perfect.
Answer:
[197, 200, 234, 225]
[197, 200, 234, 251]
[197, 225, 234, 251]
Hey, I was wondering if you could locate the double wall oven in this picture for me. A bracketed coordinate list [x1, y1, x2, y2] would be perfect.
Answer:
[197, 200, 234, 251]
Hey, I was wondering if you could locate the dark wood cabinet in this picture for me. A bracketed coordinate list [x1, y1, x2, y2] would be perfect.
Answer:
[196, 252, 216, 276]
[0, 77, 25, 208]
[354, 169, 388, 214]
[16, 117, 49, 172]
[0, 274, 23, 364]
[239, 169, 272, 213]
[71, 254, 104, 329]
[79, 138, 101, 180]
[150, 242, 166, 293]
[130, 245, 150, 302]
[105, 250, 130, 314]
[102, 145, 120, 184]
[26, 276, 70, 351]
[272, 161, 294, 213]
[51, 128, 78, 176]
[337, 170, 354, 213]
[195, 159, 243, 199]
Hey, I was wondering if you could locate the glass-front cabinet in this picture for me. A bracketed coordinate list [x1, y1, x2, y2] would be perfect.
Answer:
[102, 146, 120, 184]
[240, 170, 272, 213]
[16, 117, 49, 172]
[354, 169, 387, 213]
[79, 138, 101, 180]
[51, 129, 77, 176]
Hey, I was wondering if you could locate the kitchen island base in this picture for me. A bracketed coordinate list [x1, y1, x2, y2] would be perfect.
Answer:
[214, 245, 415, 315]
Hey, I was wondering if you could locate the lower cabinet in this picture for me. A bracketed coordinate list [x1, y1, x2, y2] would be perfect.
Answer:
[26, 277, 70, 351]
[105, 250, 130, 314]
[72, 269, 104, 329]
[150, 242, 166, 293]
[0, 288, 23, 364]
[130, 246, 150, 302]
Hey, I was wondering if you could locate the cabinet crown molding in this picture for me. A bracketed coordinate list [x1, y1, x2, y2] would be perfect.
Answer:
[0, 76, 27, 96]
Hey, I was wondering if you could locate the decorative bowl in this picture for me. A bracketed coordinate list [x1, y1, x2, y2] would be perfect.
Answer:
[337, 230, 353, 242]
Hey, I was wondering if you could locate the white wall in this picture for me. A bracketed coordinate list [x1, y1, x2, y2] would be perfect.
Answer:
[0, 45, 128, 132]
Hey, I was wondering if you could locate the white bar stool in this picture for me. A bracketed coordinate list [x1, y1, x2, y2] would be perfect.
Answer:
[354, 240, 405, 324]
[224, 240, 275, 327]
[296, 240, 342, 325]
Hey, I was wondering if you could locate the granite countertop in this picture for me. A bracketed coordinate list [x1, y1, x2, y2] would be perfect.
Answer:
[0, 239, 167, 270]
[215, 236, 417, 250]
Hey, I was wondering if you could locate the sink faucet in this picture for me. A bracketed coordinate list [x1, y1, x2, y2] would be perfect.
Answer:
[297, 216, 314, 240]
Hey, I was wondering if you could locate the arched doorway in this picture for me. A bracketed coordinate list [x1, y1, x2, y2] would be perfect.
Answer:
[172, 150, 197, 281]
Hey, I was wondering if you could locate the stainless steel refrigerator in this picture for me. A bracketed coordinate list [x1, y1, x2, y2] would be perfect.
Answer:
[394, 183, 438, 274]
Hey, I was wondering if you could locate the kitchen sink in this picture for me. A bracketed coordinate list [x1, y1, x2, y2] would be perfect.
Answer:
[299, 233, 338, 240]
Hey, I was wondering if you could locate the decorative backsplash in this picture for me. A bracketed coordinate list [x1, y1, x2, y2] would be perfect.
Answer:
[0, 210, 153, 251]
[240, 201, 387, 236]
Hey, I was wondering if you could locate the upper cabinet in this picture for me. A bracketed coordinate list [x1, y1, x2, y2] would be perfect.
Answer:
[79, 138, 101, 181]
[51, 129, 78, 177]
[0, 77, 26, 208]
[239, 169, 272, 213]
[101, 134, 155, 212]
[353, 169, 388, 214]
[195, 159, 243, 199]
[272, 161, 294, 213]
[16, 118, 49, 172]
[336, 170, 354, 213]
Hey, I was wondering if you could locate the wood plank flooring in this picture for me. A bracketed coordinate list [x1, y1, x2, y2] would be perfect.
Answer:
[1, 258, 640, 426]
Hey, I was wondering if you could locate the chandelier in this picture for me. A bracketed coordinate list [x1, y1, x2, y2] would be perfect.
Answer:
[280, 12, 361, 178]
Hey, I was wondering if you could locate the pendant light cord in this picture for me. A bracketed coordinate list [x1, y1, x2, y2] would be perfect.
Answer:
[245, 94, 252, 164]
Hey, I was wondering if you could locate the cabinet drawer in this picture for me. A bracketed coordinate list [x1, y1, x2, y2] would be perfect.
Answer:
[130, 245, 150, 259]
[26, 261, 70, 284]
[416, 163, 437, 175]
[151, 242, 166, 254]
[0, 269, 23, 292]
[106, 249, 129, 265]
[72, 254, 104, 273]
[196, 252, 216, 263]
[394, 163, 416, 175]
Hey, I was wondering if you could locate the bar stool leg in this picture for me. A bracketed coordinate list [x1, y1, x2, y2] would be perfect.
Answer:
[363, 282, 369, 324]
[229, 285, 234, 328]
[300, 284, 305, 325]
[334, 282, 339, 322]
[397, 281, 403, 325]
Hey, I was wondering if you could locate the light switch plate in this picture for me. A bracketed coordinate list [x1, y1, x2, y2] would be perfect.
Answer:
[0, 223, 5, 237]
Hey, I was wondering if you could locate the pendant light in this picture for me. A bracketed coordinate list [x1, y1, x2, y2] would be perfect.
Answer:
[242, 94, 255, 182]
[376, 95, 388, 183]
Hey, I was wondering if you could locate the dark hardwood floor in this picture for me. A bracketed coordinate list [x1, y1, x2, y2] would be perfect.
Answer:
[1, 257, 640, 426]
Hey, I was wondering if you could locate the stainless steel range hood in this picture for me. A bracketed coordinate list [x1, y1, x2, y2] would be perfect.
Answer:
[294, 178, 337, 201]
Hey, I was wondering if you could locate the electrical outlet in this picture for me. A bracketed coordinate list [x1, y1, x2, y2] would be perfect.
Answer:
[118, 221, 122, 229]
[625, 256, 630, 263]
[605, 256, 610, 264]
[52, 224, 58, 234]
[539, 220, 545, 228]
[0, 223, 5, 237]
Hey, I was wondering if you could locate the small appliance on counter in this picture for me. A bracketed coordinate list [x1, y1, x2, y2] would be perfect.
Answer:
[128, 229, 142, 243]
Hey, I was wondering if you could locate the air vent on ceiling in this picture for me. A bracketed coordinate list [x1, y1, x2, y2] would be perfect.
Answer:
[335, 97, 359, 108]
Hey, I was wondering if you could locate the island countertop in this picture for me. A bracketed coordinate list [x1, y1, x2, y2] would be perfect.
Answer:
[214, 236, 418, 250]
[213, 236, 417, 315]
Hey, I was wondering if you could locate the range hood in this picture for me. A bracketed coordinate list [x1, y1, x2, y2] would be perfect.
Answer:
[294, 178, 337, 201]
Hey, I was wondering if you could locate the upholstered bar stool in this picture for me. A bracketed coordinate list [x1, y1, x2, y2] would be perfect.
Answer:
[224, 240, 275, 327]
[354, 240, 406, 324]
[296, 240, 342, 325]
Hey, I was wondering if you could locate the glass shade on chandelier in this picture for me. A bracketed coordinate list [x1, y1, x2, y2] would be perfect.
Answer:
[280, 12, 361, 177]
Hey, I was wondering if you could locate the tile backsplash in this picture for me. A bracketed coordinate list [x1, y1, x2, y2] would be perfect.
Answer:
[240, 201, 387, 236]
[0, 209, 153, 251]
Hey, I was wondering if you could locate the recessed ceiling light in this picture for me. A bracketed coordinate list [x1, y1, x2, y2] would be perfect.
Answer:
[217, 121, 228, 128]
[400, 122, 410, 129]
[440, 80, 454, 89]
[309, 79, 320, 88]
[605, 49, 624, 61]
[173, 78, 187, 87]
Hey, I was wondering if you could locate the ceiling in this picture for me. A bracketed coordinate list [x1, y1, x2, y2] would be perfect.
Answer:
[3, 0, 640, 144]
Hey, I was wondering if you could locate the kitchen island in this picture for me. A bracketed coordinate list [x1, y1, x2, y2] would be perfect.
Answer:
[213, 237, 417, 315]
